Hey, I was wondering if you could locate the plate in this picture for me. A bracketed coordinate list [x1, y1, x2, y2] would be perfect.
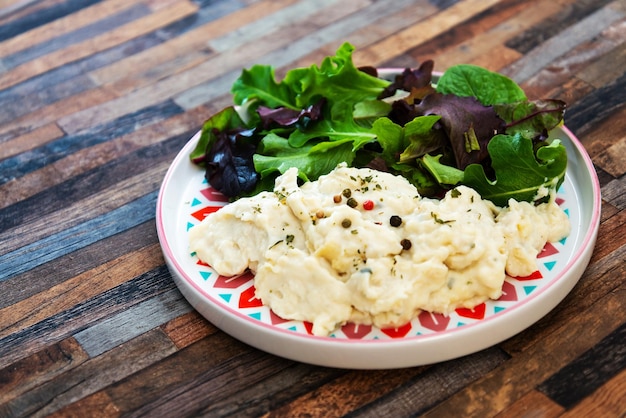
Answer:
[156, 73, 601, 369]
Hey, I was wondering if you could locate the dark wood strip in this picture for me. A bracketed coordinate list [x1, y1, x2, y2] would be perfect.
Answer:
[0, 99, 183, 186]
[538, 322, 626, 409]
[0, 124, 191, 233]
[560, 368, 626, 417]
[0, 0, 102, 42]
[345, 348, 509, 417]
[420, 282, 626, 417]
[0, 190, 158, 281]
[0, 329, 177, 418]
[0, 265, 175, 369]
[100, 333, 253, 415]
[0, 242, 164, 337]
[0, 337, 88, 405]
[564, 71, 626, 137]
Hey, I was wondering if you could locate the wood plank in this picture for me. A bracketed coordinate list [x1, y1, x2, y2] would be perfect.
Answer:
[560, 367, 626, 417]
[101, 333, 251, 414]
[420, 282, 626, 417]
[59, 0, 377, 132]
[0, 221, 159, 311]
[596, 137, 626, 178]
[0, 87, 117, 141]
[0, 0, 139, 58]
[0, 337, 88, 404]
[0, 265, 177, 369]
[333, 348, 509, 417]
[0, 0, 199, 89]
[537, 322, 626, 410]
[600, 179, 626, 211]
[502, 1, 626, 83]
[89, 0, 300, 96]
[47, 391, 120, 418]
[161, 311, 218, 349]
[422, 0, 562, 71]
[519, 17, 626, 101]
[352, 0, 503, 67]
[266, 367, 428, 417]
[0, 122, 64, 159]
[0, 243, 164, 338]
[14, 329, 177, 417]
[73, 288, 192, 357]
[0, 105, 205, 211]
[494, 390, 564, 418]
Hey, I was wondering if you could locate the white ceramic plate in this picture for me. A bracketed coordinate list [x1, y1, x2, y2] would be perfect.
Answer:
[156, 74, 601, 369]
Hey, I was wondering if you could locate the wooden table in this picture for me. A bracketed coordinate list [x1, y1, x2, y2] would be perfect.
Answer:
[1, 0, 624, 416]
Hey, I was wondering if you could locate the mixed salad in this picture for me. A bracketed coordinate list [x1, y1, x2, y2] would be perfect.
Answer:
[190, 42, 567, 207]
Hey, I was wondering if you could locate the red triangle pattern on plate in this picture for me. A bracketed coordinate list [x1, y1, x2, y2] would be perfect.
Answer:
[381, 322, 413, 338]
[200, 187, 230, 202]
[238, 285, 263, 308]
[456, 303, 486, 319]
[497, 281, 518, 302]
[418, 311, 451, 332]
[214, 271, 254, 288]
[342, 323, 373, 339]
[538, 242, 559, 258]
[191, 206, 221, 221]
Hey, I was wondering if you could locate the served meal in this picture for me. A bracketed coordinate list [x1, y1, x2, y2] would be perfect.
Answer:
[186, 43, 571, 336]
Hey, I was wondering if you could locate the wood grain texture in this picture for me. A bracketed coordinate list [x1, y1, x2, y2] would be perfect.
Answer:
[0, 0, 624, 416]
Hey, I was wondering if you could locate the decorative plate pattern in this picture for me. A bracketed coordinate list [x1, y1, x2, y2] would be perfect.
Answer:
[181, 168, 576, 340]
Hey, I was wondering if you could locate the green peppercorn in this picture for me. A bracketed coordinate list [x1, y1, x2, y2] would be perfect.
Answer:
[346, 197, 358, 208]
[341, 218, 352, 228]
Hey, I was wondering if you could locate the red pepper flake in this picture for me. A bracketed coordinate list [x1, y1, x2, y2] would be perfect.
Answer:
[362, 200, 374, 210]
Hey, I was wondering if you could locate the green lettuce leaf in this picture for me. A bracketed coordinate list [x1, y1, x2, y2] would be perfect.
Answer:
[436, 64, 527, 105]
[462, 134, 567, 206]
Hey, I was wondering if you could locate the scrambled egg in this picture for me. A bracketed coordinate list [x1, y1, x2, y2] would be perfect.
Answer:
[188, 164, 570, 336]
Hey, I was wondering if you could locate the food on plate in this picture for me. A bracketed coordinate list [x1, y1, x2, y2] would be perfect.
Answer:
[187, 43, 571, 336]
[189, 164, 570, 336]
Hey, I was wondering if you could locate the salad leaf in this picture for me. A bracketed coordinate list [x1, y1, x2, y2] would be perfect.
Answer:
[253, 133, 357, 182]
[495, 99, 566, 139]
[462, 134, 567, 206]
[190, 43, 568, 208]
[412, 93, 505, 169]
[436, 64, 527, 105]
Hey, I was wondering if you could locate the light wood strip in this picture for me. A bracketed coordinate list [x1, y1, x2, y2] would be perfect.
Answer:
[0, 105, 207, 210]
[428, 0, 563, 71]
[577, 39, 626, 88]
[89, 0, 298, 93]
[352, 0, 503, 67]
[73, 288, 192, 357]
[560, 367, 626, 417]
[596, 137, 626, 178]
[0, 122, 64, 159]
[0, 243, 164, 338]
[59, 0, 374, 133]
[494, 390, 564, 418]
[0, 0, 199, 90]
[161, 311, 218, 349]
[0, 0, 134, 57]
[48, 391, 120, 418]
[0, 87, 117, 140]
